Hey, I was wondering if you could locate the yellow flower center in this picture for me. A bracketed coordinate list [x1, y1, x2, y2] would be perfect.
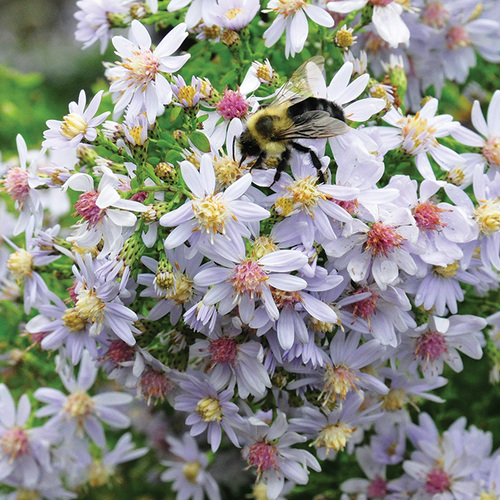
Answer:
[474, 199, 500, 235]
[313, 422, 356, 454]
[60, 113, 88, 140]
[75, 288, 105, 324]
[287, 176, 326, 214]
[320, 364, 359, 405]
[16, 490, 39, 500]
[399, 112, 438, 154]
[183, 461, 201, 483]
[196, 396, 223, 422]
[89, 460, 114, 487]
[167, 273, 195, 304]
[256, 64, 271, 83]
[128, 125, 144, 145]
[483, 136, 500, 167]
[251, 483, 269, 500]
[335, 28, 355, 49]
[203, 25, 221, 40]
[381, 388, 407, 411]
[192, 194, 229, 235]
[7, 249, 33, 279]
[445, 167, 466, 186]
[214, 155, 244, 187]
[62, 307, 87, 332]
[178, 86, 197, 107]
[433, 261, 460, 278]
[252, 236, 279, 260]
[63, 391, 94, 420]
[272, 0, 306, 17]
[480, 491, 499, 500]
[225, 7, 244, 19]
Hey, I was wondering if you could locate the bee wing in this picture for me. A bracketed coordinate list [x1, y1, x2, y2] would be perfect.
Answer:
[269, 56, 325, 107]
[275, 111, 351, 140]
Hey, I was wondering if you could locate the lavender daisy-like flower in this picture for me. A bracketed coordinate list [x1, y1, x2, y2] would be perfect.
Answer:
[106, 20, 190, 123]
[175, 373, 244, 451]
[0, 384, 54, 488]
[243, 412, 321, 500]
[34, 351, 133, 448]
[194, 235, 308, 326]
[208, 0, 260, 31]
[43, 90, 110, 150]
[263, 0, 334, 58]
[397, 315, 485, 380]
[63, 165, 147, 257]
[160, 155, 269, 249]
[452, 90, 500, 177]
[161, 433, 221, 500]
[328, 0, 410, 48]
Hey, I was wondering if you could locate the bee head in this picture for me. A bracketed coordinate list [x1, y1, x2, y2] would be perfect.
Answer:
[238, 129, 261, 161]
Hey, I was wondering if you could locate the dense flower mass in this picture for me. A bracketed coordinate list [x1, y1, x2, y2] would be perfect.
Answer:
[1, 0, 500, 498]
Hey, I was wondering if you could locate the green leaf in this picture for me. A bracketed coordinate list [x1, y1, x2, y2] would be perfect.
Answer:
[190, 131, 211, 152]
[170, 105, 182, 123]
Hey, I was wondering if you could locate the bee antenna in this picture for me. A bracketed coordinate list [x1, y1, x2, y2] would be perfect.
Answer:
[232, 135, 237, 162]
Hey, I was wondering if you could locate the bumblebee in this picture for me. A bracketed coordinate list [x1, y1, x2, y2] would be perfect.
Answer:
[238, 56, 350, 184]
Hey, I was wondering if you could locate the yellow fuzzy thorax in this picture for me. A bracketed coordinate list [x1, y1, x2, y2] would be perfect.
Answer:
[246, 106, 293, 155]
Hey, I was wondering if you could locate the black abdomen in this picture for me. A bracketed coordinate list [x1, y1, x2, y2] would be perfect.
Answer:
[288, 97, 345, 122]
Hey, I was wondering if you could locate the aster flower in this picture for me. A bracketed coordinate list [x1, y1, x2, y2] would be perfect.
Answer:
[328, 0, 410, 48]
[43, 90, 110, 150]
[167, 0, 216, 29]
[208, 0, 260, 31]
[175, 373, 245, 451]
[106, 20, 190, 123]
[160, 155, 269, 250]
[240, 59, 278, 95]
[1, 472, 77, 500]
[263, 0, 335, 58]
[242, 412, 321, 500]
[396, 315, 485, 380]
[63, 165, 147, 258]
[34, 351, 133, 448]
[161, 433, 221, 500]
[0, 384, 55, 489]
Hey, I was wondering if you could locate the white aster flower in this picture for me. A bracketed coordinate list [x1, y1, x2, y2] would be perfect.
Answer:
[107, 20, 190, 123]
[43, 90, 110, 150]
[263, 0, 335, 58]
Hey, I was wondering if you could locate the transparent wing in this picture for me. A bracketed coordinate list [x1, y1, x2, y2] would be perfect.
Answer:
[274, 111, 350, 140]
[269, 56, 325, 108]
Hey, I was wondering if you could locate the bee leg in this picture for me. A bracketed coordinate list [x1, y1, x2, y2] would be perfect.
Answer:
[291, 142, 325, 183]
[271, 148, 291, 186]
[250, 154, 266, 172]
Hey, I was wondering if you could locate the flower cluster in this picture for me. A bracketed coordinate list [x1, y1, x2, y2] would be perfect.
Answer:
[1, 0, 500, 498]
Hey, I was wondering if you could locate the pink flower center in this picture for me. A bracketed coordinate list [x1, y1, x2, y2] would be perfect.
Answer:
[446, 26, 471, 49]
[230, 260, 267, 298]
[216, 90, 249, 120]
[333, 198, 358, 215]
[415, 330, 448, 362]
[247, 441, 279, 475]
[413, 202, 446, 231]
[348, 288, 378, 320]
[123, 49, 159, 86]
[208, 338, 238, 366]
[369, 0, 393, 5]
[0, 426, 30, 459]
[74, 190, 105, 227]
[3, 167, 30, 205]
[140, 370, 173, 405]
[367, 476, 388, 498]
[104, 339, 136, 364]
[483, 136, 500, 168]
[366, 222, 404, 256]
[425, 468, 450, 494]
[422, 1, 450, 28]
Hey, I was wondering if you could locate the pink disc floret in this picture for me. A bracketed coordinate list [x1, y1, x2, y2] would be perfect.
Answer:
[0, 427, 30, 459]
[247, 441, 279, 475]
[349, 288, 378, 320]
[230, 260, 268, 298]
[3, 167, 30, 205]
[413, 202, 446, 231]
[483, 136, 500, 168]
[425, 468, 450, 494]
[208, 338, 238, 366]
[367, 476, 388, 498]
[216, 90, 249, 120]
[369, 0, 393, 5]
[74, 190, 105, 227]
[366, 222, 404, 257]
[415, 330, 448, 362]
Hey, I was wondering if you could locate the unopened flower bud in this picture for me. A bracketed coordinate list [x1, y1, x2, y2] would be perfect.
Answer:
[221, 29, 240, 47]
[155, 162, 178, 183]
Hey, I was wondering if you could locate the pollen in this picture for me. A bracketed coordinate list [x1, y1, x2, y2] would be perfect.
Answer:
[274, 196, 295, 217]
[2, 167, 30, 205]
[413, 201, 447, 231]
[122, 49, 159, 86]
[60, 113, 88, 140]
[474, 199, 500, 235]
[320, 364, 359, 405]
[366, 222, 404, 256]
[247, 441, 279, 477]
[415, 330, 448, 363]
[482, 137, 500, 168]
[208, 337, 238, 366]
[425, 468, 450, 494]
[196, 396, 223, 422]
[399, 112, 438, 154]
[310, 317, 335, 333]
[229, 259, 267, 298]
[178, 85, 197, 107]
[203, 25, 221, 40]
[74, 190, 106, 227]
[214, 155, 244, 187]
[183, 461, 201, 483]
[7, 249, 33, 279]
[272, 0, 306, 16]
[63, 391, 95, 420]
[62, 307, 87, 332]
[168, 273, 195, 304]
[225, 7, 244, 19]
[433, 261, 460, 278]
[335, 27, 356, 49]
[192, 193, 229, 235]
[0, 426, 30, 459]
[381, 388, 408, 411]
[422, 1, 450, 28]
[75, 288, 105, 324]
[252, 236, 279, 260]
[216, 89, 249, 120]
[288, 176, 326, 214]
[348, 288, 378, 320]
[313, 422, 355, 454]
[128, 125, 144, 145]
